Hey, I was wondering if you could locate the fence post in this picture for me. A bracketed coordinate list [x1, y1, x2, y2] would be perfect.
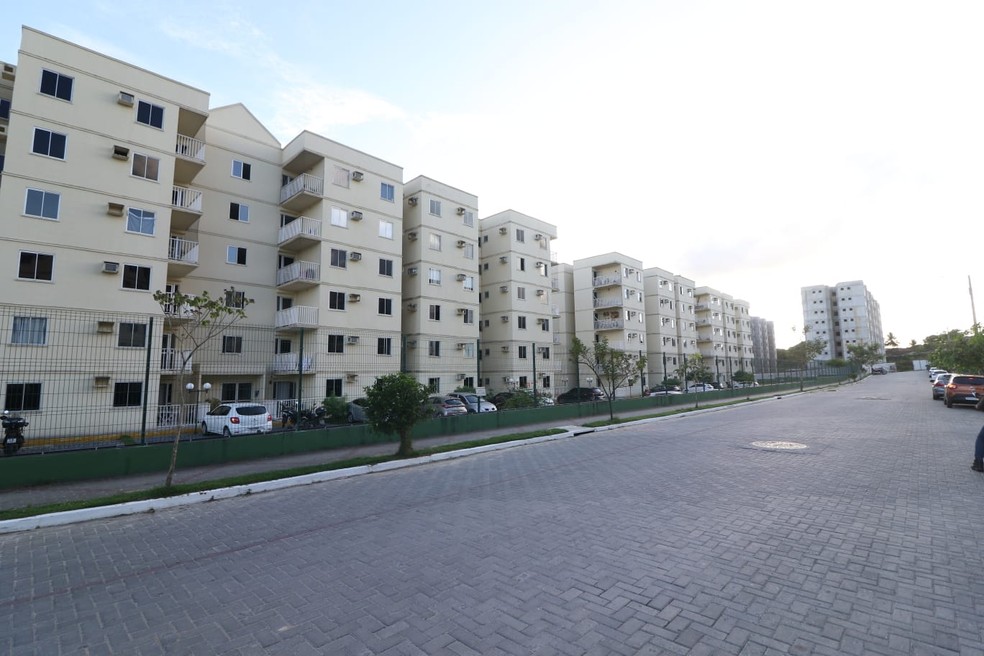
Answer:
[140, 316, 154, 445]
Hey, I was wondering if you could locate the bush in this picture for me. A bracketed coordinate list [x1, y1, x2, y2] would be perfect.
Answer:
[322, 396, 349, 423]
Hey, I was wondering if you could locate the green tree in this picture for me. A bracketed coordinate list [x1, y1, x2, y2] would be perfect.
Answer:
[363, 373, 431, 457]
[885, 332, 899, 348]
[571, 337, 645, 420]
[847, 341, 884, 374]
[732, 370, 755, 384]
[909, 339, 917, 348]
[928, 328, 984, 374]
[153, 287, 253, 488]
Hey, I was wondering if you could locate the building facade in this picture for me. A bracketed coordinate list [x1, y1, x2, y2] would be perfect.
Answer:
[801, 280, 884, 361]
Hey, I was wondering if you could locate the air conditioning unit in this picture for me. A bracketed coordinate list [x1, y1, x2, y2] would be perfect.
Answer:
[627, 332, 638, 339]
[499, 256, 508, 264]
[346, 373, 358, 382]
[455, 273, 467, 282]
[501, 346, 510, 353]
[501, 315, 509, 323]
[407, 303, 417, 312]
[407, 197, 418, 206]
[456, 373, 466, 380]
[112, 145, 130, 160]
[407, 231, 418, 240]
[500, 285, 508, 293]
[456, 343, 467, 351]
[456, 308, 466, 315]
[348, 293, 361, 302]
[502, 376, 511, 382]
[101, 261, 119, 274]
[536, 289, 545, 296]
[107, 202, 125, 217]
[457, 207, 466, 215]
[348, 252, 362, 261]
[499, 227, 508, 235]
[407, 267, 418, 276]
[96, 321, 115, 333]
[407, 340, 418, 348]
[350, 210, 363, 221]
[351, 171, 364, 182]
[346, 335, 359, 345]
[456, 240, 466, 248]
[0, 125, 7, 136]
[534, 233, 543, 240]
[536, 318, 547, 324]
[93, 375, 111, 388]
[117, 91, 135, 107]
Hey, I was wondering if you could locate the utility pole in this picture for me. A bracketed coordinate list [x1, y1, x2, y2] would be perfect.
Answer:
[971, 275, 978, 334]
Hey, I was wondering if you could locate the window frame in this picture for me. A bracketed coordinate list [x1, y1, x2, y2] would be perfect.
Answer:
[231, 160, 252, 181]
[221, 335, 244, 354]
[18, 251, 54, 281]
[121, 264, 151, 291]
[379, 219, 394, 239]
[377, 337, 392, 356]
[328, 291, 347, 311]
[32, 127, 67, 160]
[378, 258, 394, 277]
[39, 69, 74, 102]
[136, 100, 164, 129]
[131, 153, 160, 181]
[113, 382, 143, 407]
[330, 248, 348, 269]
[5, 382, 42, 412]
[429, 199, 442, 216]
[118, 322, 148, 348]
[229, 202, 250, 223]
[126, 208, 157, 236]
[11, 316, 47, 346]
[380, 182, 395, 202]
[378, 298, 393, 316]
[24, 188, 60, 220]
[226, 246, 247, 266]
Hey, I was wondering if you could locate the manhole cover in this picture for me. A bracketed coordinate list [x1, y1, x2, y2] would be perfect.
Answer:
[750, 440, 807, 450]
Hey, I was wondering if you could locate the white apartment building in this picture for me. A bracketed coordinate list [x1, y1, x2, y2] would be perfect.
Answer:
[694, 287, 753, 384]
[802, 280, 884, 361]
[750, 316, 777, 376]
[643, 268, 698, 384]
[550, 263, 576, 395]
[572, 253, 647, 395]
[401, 176, 480, 392]
[477, 210, 559, 396]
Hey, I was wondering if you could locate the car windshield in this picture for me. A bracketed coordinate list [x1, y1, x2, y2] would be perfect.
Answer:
[236, 405, 268, 415]
[445, 399, 465, 406]
[956, 376, 984, 385]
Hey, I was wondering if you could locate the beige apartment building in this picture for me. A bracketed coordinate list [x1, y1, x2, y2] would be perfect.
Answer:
[477, 211, 559, 396]
[401, 176, 480, 392]
[694, 287, 753, 385]
[550, 263, 577, 395]
[643, 268, 698, 384]
[801, 280, 884, 361]
[750, 316, 777, 376]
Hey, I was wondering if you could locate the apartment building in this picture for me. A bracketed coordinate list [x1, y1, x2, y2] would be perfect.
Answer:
[572, 253, 647, 395]
[477, 210, 559, 395]
[801, 280, 884, 361]
[693, 287, 753, 384]
[750, 316, 777, 376]
[550, 263, 576, 395]
[643, 268, 698, 383]
[401, 176, 480, 392]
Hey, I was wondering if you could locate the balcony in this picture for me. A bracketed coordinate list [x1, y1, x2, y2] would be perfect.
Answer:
[167, 236, 199, 277]
[275, 305, 319, 330]
[160, 348, 192, 373]
[161, 293, 197, 323]
[171, 185, 203, 231]
[594, 319, 624, 331]
[592, 275, 622, 288]
[280, 173, 323, 213]
[277, 261, 320, 290]
[174, 134, 205, 182]
[551, 305, 561, 317]
[278, 216, 323, 252]
[272, 353, 316, 374]
[593, 297, 623, 309]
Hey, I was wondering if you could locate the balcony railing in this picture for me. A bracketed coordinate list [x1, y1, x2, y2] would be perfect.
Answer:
[273, 353, 316, 373]
[175, 134, 205, 162]
[280, 173, 323, 204]
[593, 297, 623, 308]
[278, 216, 322, 244]
[592, 275, 622, 288]
[276, 261, 320, 287]
[171, 186, 203, 213]
[275, 305, 319, 328]
[167, 237, 199, 264]
[594, 319, 624, 330]
[160, 348, 192, 372]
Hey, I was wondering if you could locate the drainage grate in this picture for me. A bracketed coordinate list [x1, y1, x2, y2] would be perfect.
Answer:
[750, 440, 807, 450]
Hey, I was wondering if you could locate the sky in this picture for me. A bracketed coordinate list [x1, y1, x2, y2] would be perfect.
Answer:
[3, 1, 981, 349]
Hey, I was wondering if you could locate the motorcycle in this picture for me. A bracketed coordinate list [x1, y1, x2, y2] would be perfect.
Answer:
[2, 410, 28, 456]
[281, 403, 327, 430]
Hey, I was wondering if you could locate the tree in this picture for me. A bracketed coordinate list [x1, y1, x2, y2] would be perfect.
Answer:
[847, 341, 884, 374]
[362, 373, 431, 457]
[885, 332, 899, 348]
[570, 337, 645, 420]
[909, 340, 917, 348]
[153, 288, 253, 488]
[677, 354, 713, 387]
[732, 370, 755, 384]
[928, 328, 984, 374]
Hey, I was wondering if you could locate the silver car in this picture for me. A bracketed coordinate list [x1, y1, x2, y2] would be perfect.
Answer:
[446, 392, 497, 413]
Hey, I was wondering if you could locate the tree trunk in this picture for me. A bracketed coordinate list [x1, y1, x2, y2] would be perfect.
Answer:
[395, 430, 415, 458]
[164, 425, 182, 488]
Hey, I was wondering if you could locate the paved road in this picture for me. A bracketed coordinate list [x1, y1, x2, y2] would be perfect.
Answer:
[3, 371, 984, 655]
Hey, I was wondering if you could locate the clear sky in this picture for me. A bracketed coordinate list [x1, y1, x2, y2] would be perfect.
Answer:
[3, 1, 981, 349]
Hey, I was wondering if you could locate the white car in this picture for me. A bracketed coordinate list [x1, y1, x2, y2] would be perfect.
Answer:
[201, 403, 273, 436]
[446, 392, 498, 413]
[684, 383, 715, 393]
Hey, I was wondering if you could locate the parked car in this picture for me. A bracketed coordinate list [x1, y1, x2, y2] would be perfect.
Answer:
[426, 395, 469, 417]
[929, 367, 947, 379]
[944, 375, 984, 408]
[556, 387, 605, 404]
[347, 398, 370, 423]
[648, 385, 682, 395]
[932, 374, 952, 400]
[446, 392, 497, 413]
[684, 383, 715, 393]
[201, 403, 273, 436]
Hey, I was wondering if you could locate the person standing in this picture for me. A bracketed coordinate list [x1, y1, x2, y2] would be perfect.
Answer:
[974, 398, 984, 472]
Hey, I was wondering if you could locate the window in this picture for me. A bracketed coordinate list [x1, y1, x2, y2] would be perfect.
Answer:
[379, 220, 393, 239]
[326, 379, 343, 397]
[221, 383, 252, 401]
[327, 334, 345, 353]
[463, 210, 474, 227]
[24, 189, 60, 220]
[0, 98, 10, 120]
[232, 160, 252, 180]
[518, 316, 527, 329]
[113, 382, 143, 407]
[429, 340, 441, 357]
[464, 244, 475, 259]
[429, 233, 442, 251]
[429, 199, 442, 216]
[517, 287, 526, 300]
[518, 257, 526, 272]
[225, 290, 247, 309]
[518, 346, 528, 359]
[516, 229, 525, 242]
[377, 337, 392, 356]
[122, 264, 151, 290]
[463, 344, 476, 358]
[463, 276, 475, 291]
[331, 207, 348, 227]
[222, 335, 243, 354]
[18, 252, 53, 281]
[379, 258, 394, 277]
[429, 304, 441, 321]
[226, 246, 247, 265]
[118, 322, 148, 348]
[428, 378, 441, 392]
[333, 167, 350, 187]
[32, 128, 67, 159]
[380, 182, 395, 202]
[330, 249, 348, 268]
[428, 268, 442, 285]
[462, 309, 474, 324]
[131, 153, 160, 181]
[136, 100, 164, 129]
[378, 298, 393, 315]
[126, 208, 156, 236]
[329, 291, 346, 310]
[40, 69, 73, 101]
[541, 347, 551, 359]
[11, 317, 47, 345]
[5, 383, 41, 412]
[541, 319, 550, 332]
[229, 202, 249, 222]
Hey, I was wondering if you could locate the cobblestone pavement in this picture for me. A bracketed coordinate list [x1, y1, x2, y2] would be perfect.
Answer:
[3, 372, 984, 655]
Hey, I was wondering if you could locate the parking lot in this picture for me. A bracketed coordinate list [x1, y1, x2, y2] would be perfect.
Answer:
[3, 371, 984, 655]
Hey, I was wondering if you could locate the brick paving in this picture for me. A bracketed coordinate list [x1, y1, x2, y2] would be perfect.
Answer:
[3, 372, 984, 654]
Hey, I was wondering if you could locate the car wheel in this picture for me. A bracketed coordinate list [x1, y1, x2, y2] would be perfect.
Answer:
[946, 399, 953, 408]
[347, 412, 355, 424]
[222, 426, 232, 437]
[201, 421, 209, 435]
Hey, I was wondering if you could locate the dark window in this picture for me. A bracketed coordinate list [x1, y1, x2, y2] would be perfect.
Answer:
[379, 258, 394, 276]
[113, 382, 143, 407]
[0, 98, 10, 120]
[221, 383, 252, 401]
[378, 337, 392, 355]
[40, 69, 73, 101]
[229, 202, 249, 222]
[122, 265, 151, 290]
[329, 291, 346, 310]
[326, 378, 343, 397]
[378, 298, 393, 315]
[118, 322, 148, 348]
[232, 160, 252, 180]
[222, 335, 243, 353]
[330, 249, 347, 268]
[225, 290, 247, 309]
[136, 100, 164, 129]
[32, 128, 67, 159]
[18, 252, 53, 281]
[5, 383, 41, 411]
[327, 334, 345, 353]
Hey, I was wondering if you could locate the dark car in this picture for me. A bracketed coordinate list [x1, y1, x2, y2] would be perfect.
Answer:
[931, 374, 952, 400]
[944, 375, 984, 408]
[556, 387, 604, 404]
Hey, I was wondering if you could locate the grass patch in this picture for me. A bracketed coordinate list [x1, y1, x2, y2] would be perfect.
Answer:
[0, 428, 568, 521]
[583, 398, 756, 427]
